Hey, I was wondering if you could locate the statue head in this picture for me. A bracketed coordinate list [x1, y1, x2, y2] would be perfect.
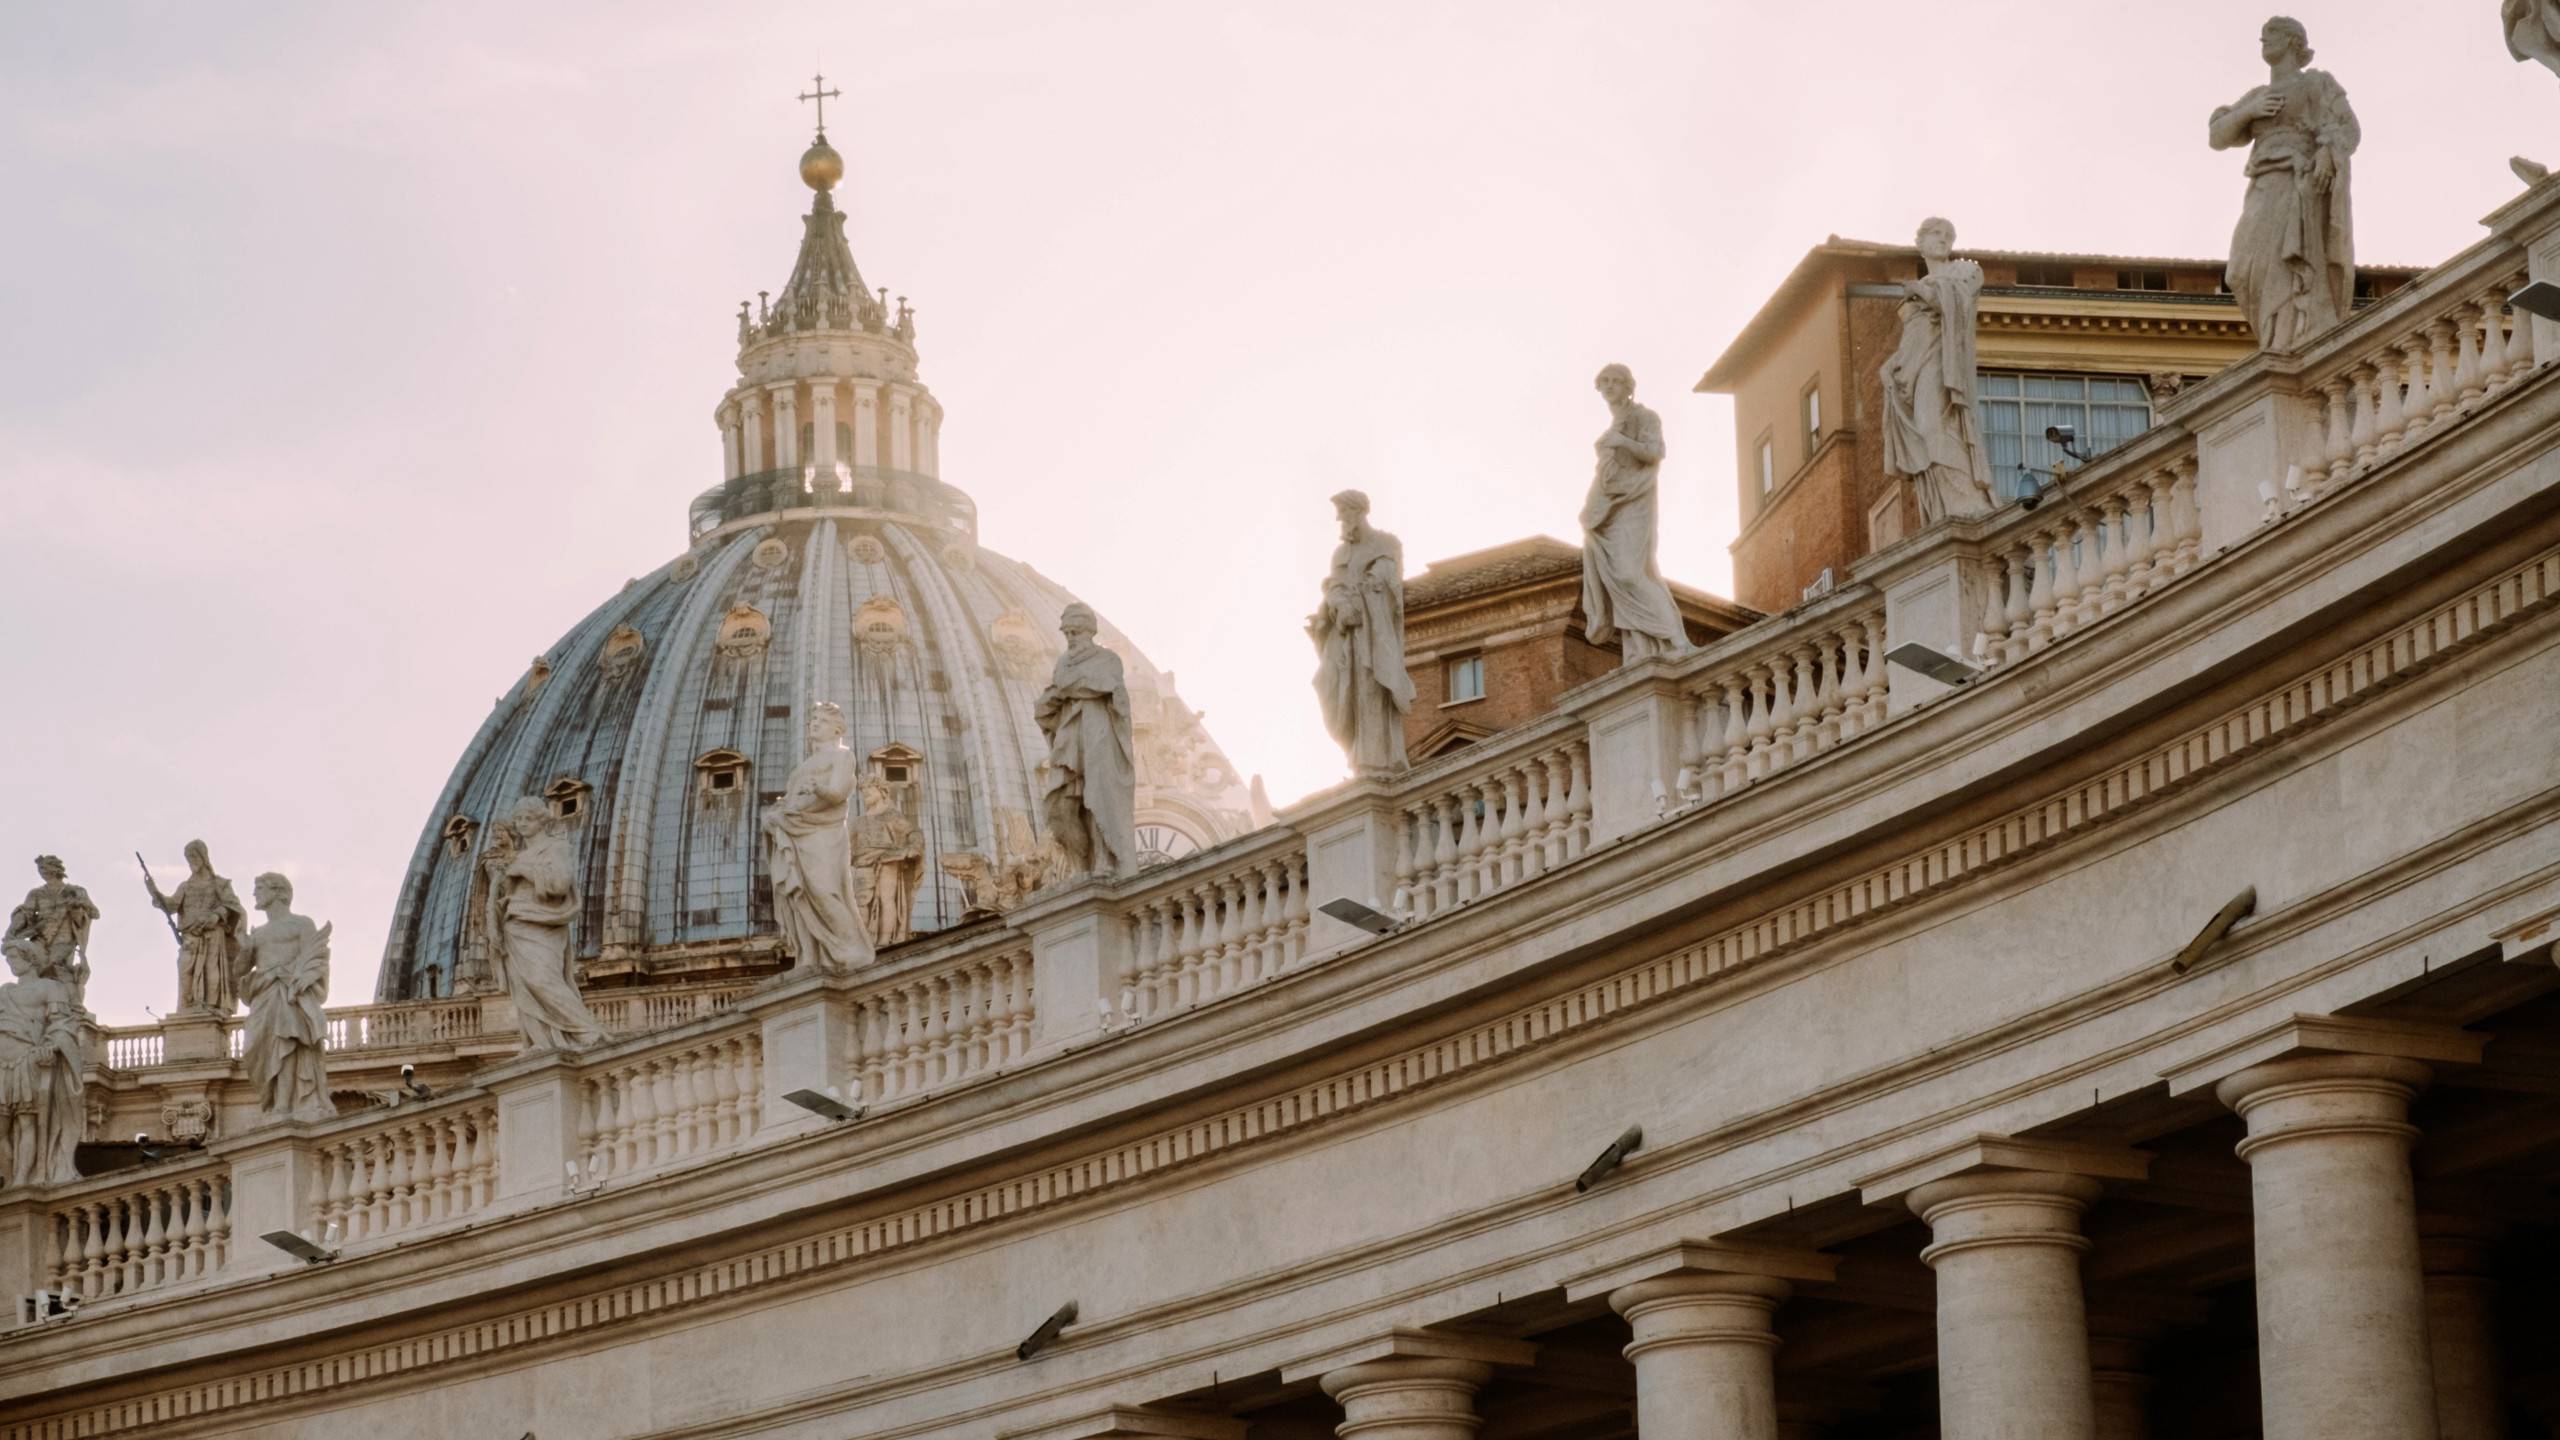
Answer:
[805, 700, 849, 747]
[253, 872, 293, 910]
[1915, 217, 1957, 264]
[1331, 489, 1371, 541]
[1593, 363, 1635, 406]
[32, 855, 63, 883]
[1059, 602, 1099, 645]
[506, 796, 553, 837]
[2261, 15, 2311, 65]
[1, 938, 33, 980]
[859, 777, 894, 810]
[184, 839, 210, 872]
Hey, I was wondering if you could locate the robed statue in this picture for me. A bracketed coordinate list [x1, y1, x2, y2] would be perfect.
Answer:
[488, 798, 612, 1050]
[760, 703, 878, 974]
[1033, 604, 1137, 879]
[1882, 218, 1997, 524]
[851, 778, 924, 947]
[2211, 16, 2359, 352]
[238, 872, 336, 1124]
[0, 937, 88, 1186]
[147, 840, 246, 1015]
[2510, 0, 2560, 77]
[1581, 364, 1691, 664]
[1310, 490, 1416, 776]
[7, 855, 97, 1009]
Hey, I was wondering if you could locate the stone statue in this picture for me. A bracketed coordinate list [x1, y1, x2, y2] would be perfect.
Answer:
[457, 817, 518, 996]
[7, 855, 97, 1008]
[489, 798, 612, 1050]
[146, 841, 246, 1015]
[1882, 218, 1998, 524]
[760, 703, 877, 974]
[851, 778, 924, 948]
[1310, 490, 1416, 776]
[2510, 0, 2560, 76]
[2211, 16, 2359, 352]
[0, 937, 88, 1186]
[1581, 364, 1691, 664]
[237, 873, 336, 1124]
[1033, 604, 1137, 879]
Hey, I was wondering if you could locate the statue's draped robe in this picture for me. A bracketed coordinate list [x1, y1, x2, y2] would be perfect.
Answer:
[2510, 0, 2560, 75]
[1581, 400, 1691, 662]
[2214, 69, 2359, 352]
[8, 883, 95, 1005]
[762, 747, 876, 973]
[165, 871, 245, 1014]
[1313, 531, 1415, 773]
[242, 920, 333, 1121]
[495, 831, 611, 1050]
[1882, 258, 1997, 523]
[1035, 645, 1137, 876]
[0, 975, 85, 1185]
[852, 806, 923, 947]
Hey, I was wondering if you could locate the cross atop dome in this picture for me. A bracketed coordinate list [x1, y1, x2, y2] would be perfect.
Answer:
[797, 71, 842, 137]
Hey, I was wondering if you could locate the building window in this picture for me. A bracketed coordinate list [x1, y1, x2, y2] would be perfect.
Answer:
[2014, 263, 2077, 288]
[1444, 654, 1485, 705]
[543, 776, 592, 820]
[1801, 380, 1822, 455]
[1977, 372, 2154, 503]
[694, 748, 750, 798]
[2116, 268, 2170, 292]
[1756, 435, 1776, 496]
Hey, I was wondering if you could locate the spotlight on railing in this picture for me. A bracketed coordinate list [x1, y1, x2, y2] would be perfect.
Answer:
[2044, 423, 2088, 464]
[1016, 1300, 1079, 1360]
[17, 1291, 79, 1324]
[1319, 897, 1401, 937]
[262, 1229, 340, 1266]
[783, 1086, 864, 1123]
[1885, 642, 1983, 688]
[2509, 279, 2560, 323]
[1576, 1125, 1645, 1193]
[2170, 887, 2259, 975]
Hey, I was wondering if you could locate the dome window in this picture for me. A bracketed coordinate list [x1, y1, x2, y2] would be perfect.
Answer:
[695, 748, 751, 798]
[847, 534, 888, 566]
[441, 815, 478, 859]
[751, 537, 791, 570]
[544, 776, 592, 820]
[599, 625, 647, 680]
[855, 595, 910, 660]
[868, 745, 923, 814]
[716, 604, 772, 659]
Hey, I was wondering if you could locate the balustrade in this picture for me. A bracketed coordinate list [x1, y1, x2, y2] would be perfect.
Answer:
[47, 1167, 230, 1302]
[1676, 610, 1887, 802]
[100, 1028, 164, 1069]
[1125, 849, 1310, 1018]
[1392, 736, 1590, 923]
[311, 1101, 499, 1246]
[589, 982, 758, 1036]
[1973, 447, 2201, 668]
[578, 1034, 764, 1182]
[848, 949, 1034, 1107]
[324, 996, 485, 1052]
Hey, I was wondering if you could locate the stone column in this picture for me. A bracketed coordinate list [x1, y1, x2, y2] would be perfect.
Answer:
[1910, 1171, 2102, 1440]
[2088, 1332, 2152, 1440]
[740, 391, 766, 473]
[769, 384, 799, 469]
[851, 380, 880, 468]
[1281, 1330, 1533, 1440]
[2420, 1217, 2506, 1440]
[1565, 1241, 1835, 1440]
[720, 403, 742, 480]
[810, 384, 840, 474]
[2215, 1055, 2438, 1440]
[889, 387, 916, 471]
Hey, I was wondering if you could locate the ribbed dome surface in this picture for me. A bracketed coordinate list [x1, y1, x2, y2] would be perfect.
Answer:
[375, 511, 1256, 1000]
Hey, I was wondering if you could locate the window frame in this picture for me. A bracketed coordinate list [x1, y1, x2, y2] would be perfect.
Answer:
[1801, 378, 1823, 458]
[1975, 370, 2155, 503]
[1443, 652, 1487, 706]
[1755, 431, 1777, 498]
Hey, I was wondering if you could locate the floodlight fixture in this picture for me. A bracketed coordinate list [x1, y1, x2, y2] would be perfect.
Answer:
[1886, 642, 1982, 688]
[783, 1087, 863, 1124]
[2044, 424, 2087, 463]
[2509, 279, 2560, 323]
[1016, 1299, 1079, 1360]
[401, 1063, 435, 1101]
[1576, 1125, 1645, 1193]
[1319, 897, 1400, 937]
[2170, 887, 2259, 975]
[18, 1291, 79, 1323]
[261, 1230, 340, 1265]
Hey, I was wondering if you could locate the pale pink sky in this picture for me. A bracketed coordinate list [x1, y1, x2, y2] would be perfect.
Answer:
[3, 1, 2548, 1024]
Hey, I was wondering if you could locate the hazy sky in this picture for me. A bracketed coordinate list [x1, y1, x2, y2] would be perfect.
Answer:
[3, 1, 2549, 1024]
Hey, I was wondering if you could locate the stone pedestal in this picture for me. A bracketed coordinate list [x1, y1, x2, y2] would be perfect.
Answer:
[210, 1123, 326, 1278]
[2215, 1055, 2439, 1440]
[0, 1194, 51, 1317]
[740, 972, 863, 1135]
[1284, 784, 1398, 952]
[1910, 1170, 2103, 1440]
[478, 1047, 588, 1202]
[1018, 887, 1130, 1053]
[1576, 669, 1687, 847]
[1871, 543, 1998, 716]
[160, 1012, 230, 1064]
[2420, 1217, 2507, 1440]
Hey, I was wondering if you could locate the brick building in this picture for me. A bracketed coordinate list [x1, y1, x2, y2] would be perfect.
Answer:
[1696, 236, 2421, 613]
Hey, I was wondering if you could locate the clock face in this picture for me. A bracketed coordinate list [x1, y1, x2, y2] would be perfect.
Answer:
[1135, 823, 1203, 869]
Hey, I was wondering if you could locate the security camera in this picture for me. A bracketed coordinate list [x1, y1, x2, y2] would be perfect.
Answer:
[401, 1063, 433, 1102]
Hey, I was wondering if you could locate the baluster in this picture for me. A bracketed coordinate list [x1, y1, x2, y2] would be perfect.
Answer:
[1390, 812, 1418, 919]
[74, 1201, 103, 1299]
[1832, 629, 1866, 743]
[2055, 512, 2094, 632]
[1740, 662, 1778, 779]
[2455, 297, 2488, 404]
[2480, 292, 2515, 390]
[2168, 458, 2202, 572]
[1976, 550, 2015, 667]
[656, 1054, 686, 1161]
[2095, 493, 2132, 614]
[1517, 762, 1553, 876]
[2020, 528, 2058, 652]
[1428, 795, 1459, 913]
[132, 1191, 164, 1292]
[2310, 375, 2353, 491]
[1672, 696, 1705, 804]
[918, 979, 949, 1091]
[2397, 335, 2435, 441]
[1283, 859, 1311, 968]
[2342, 362, 2378, 469]
[1007, 953, 1039, 1060]
[620, 1064, 655, 1173]
[179, 1178, 209, 1278]
[1216, 877, 1248, 996]
[1497, 767, 1529, 887]
[855, 997, 887, 1104]
[2425, 320, 2459, 423]
[461, 1113, 490, 1211]
[2118, 479, 2161, 596]
[733, 1037, 764, 1132]
[1565, 742, 1592, 857]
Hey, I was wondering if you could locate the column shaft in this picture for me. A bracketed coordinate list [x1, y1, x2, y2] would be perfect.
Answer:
[2422, 1222, 2506, 1440]
[1611, 1274, 1787, 1440]
[1911, 1171, 2100, 1440]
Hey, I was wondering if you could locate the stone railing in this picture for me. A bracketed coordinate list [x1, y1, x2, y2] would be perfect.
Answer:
[99, 1028, 163, 1070]
[45, 1160, 231, 1303]
[324, 995, 487, 1053]
[578, 1031, 765, 1183]
[589, 982, 759, 1036]
[1123, 835, 1312, 1016]
[1973, 436, 2203, 668]
[1392, 729, 1591, 923]
[848, 946, 1035, 1108]
[310, 1099, 500, 1248]
[1674, 601, 1890, 805]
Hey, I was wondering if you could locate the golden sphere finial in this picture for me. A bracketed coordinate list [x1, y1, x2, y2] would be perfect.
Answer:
[800, 135, 843, 192]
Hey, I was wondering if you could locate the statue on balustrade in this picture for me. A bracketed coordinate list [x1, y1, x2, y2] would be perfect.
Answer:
[1310, 490, 1416, 777]
[1581, 364, 1692, 665]
[7, 855, 97, 1009]
[145, 840, 246, 1016]
[0, 937, 89, 1186]
[2211, 16, 2359, 352]
[1034, 604, 1137, 879]
[1881, 218, 1997, 526]
[852, 777, 924, 947]
[238, 872, 336, 1124]
[489, 798, 613, 1050]
[2511, 0, 2560, 76]
[761, 703, 878, 974]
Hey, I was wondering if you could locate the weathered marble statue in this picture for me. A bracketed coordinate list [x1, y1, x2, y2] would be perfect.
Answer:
[761, 703, 877, 974]
[146, 841, 246, 1015]
[1882, 218, 1997, 524]
[1033, 604, 1137, 879]
[1310, 490, 1415, 776]
[0, 937, 88, 1186]
[2211, 16, 2359, 352]
[2511, 0, 2560, 75]
[7, 855, 97, 1008]
[851, 778, 924, 948]
[237, 872, 336, 1124]
[490, 798, 612, 1050]
[1581, 364, 1691, 664]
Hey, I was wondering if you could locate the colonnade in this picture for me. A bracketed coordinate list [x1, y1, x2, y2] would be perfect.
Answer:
[717, 377, 942, 483]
